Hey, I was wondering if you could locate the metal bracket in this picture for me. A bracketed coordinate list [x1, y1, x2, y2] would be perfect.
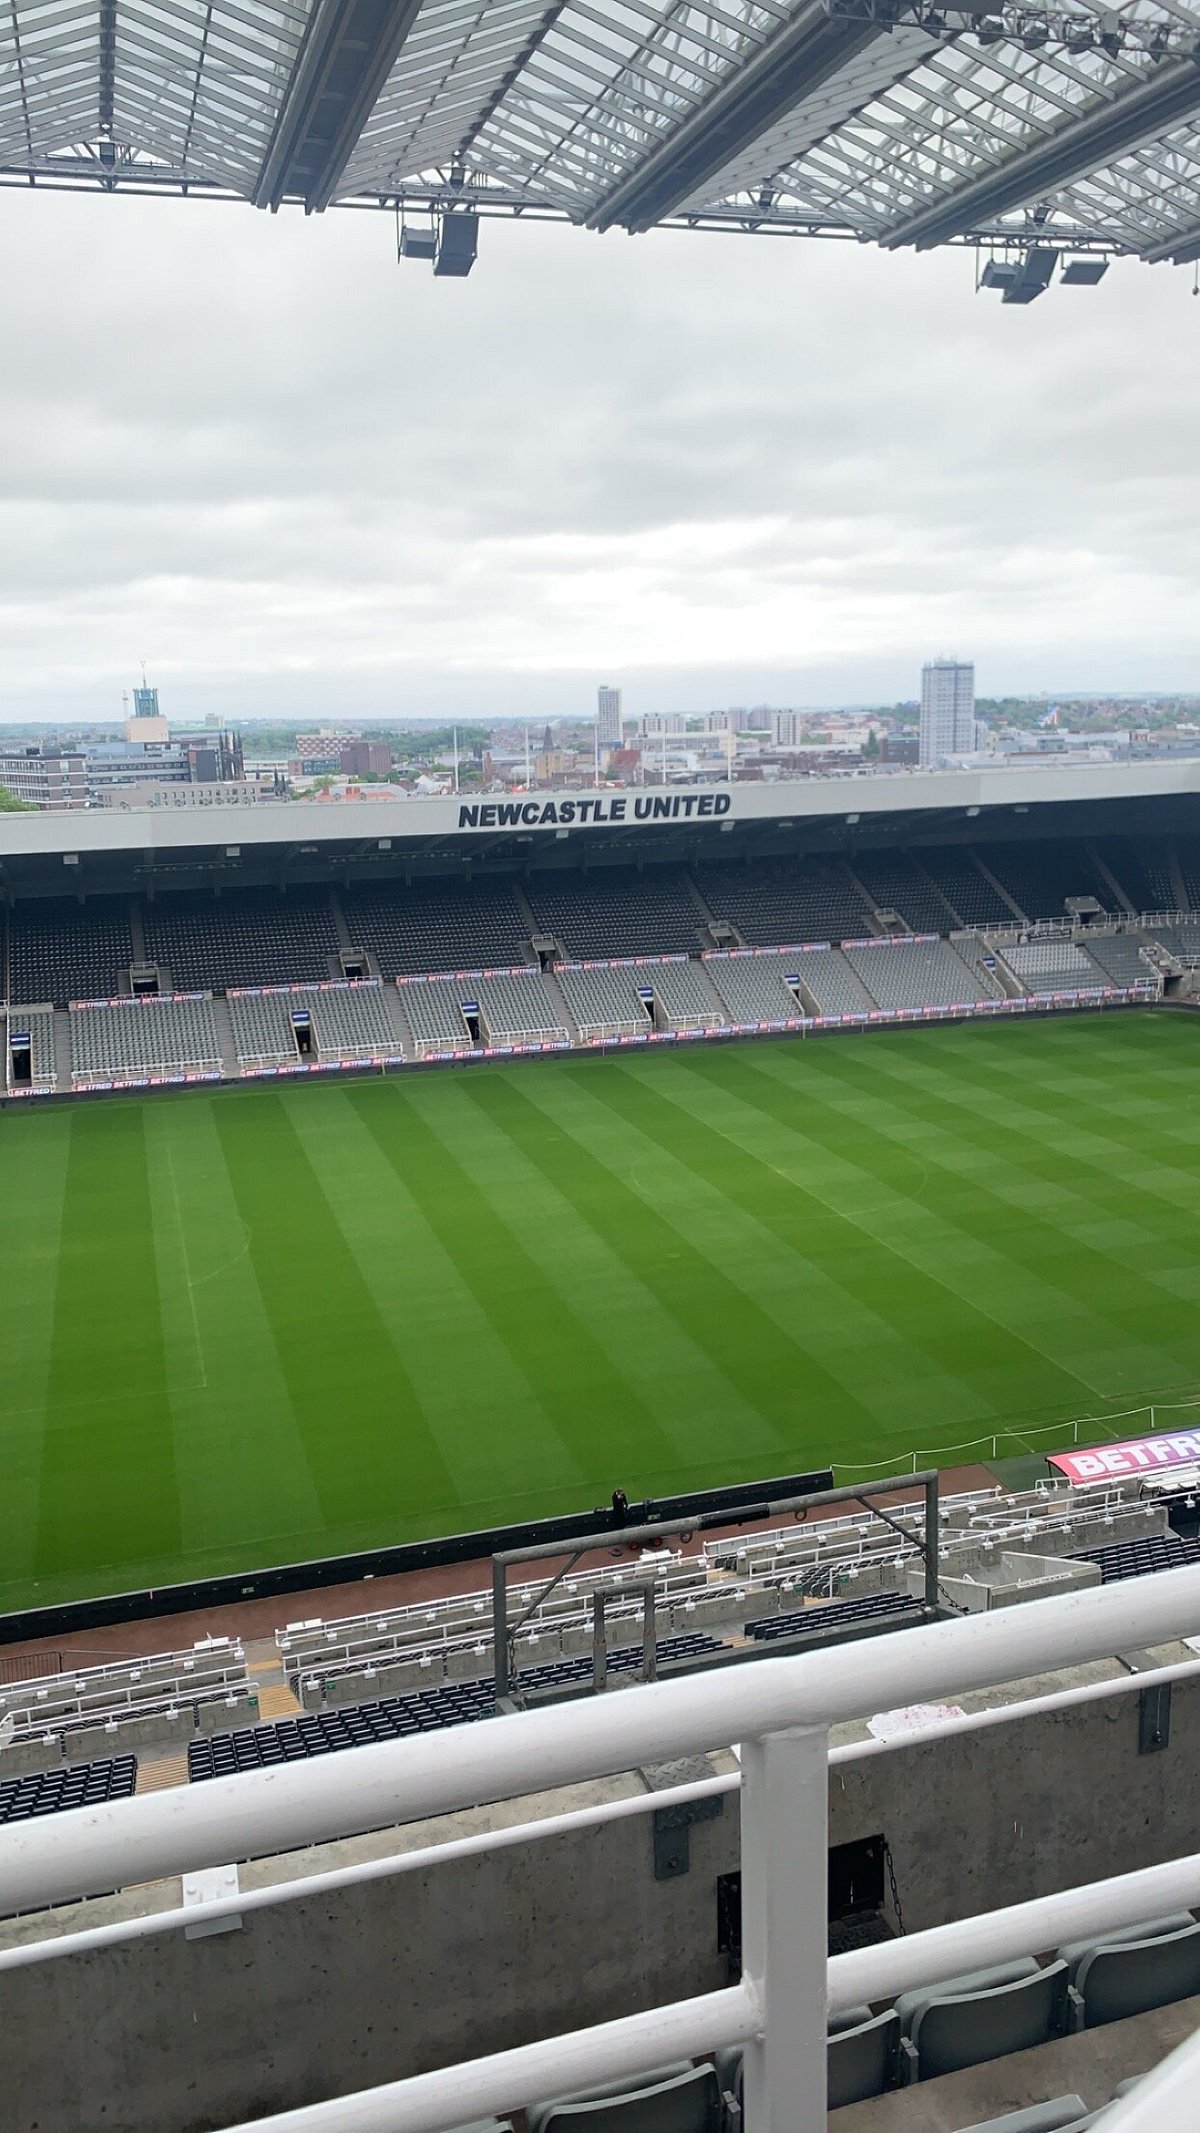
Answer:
[653, 1794, 724, 1879]
[1139, 1681, 1172, 1755]
[641, 1757, 725, 1879]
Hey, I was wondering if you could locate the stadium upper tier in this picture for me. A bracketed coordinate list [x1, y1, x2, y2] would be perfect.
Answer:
[4, 0, 1200, 273]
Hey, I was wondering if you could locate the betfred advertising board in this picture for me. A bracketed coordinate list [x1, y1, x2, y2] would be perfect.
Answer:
[1048, 1430, 1200, 1485]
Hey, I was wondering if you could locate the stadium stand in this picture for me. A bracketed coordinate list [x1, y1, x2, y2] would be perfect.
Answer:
[191, 1635, 725, 1776]
[69, 995, 222, 1084]
[917, 847, 1016, 927]
[8, 896, 134, 1005]
[341, 877, 529, 976]
[0, 1755, 137, 1826]
[702, 951, 806, 1026]
[641, 957, 723, 1031]
[1173, 837, 1200, 912]
[1070, 1534, 1200, 1582]
[142, 887, 341, 990]
[1002, 941, 1106, 994]
[845, 937, 991, 1012]
[396, 975, 476, 1055]
[0, 1641, 255, 1754]
[1091, 839, 1166, 915]
[2, 1006, 58, 1086]
[525, 866, 703, 959]
[1083, 933, 1158, 988]
[228, 981, 397, 1069]
[557, 964, 653, 1041]
[474, 969, 569, 1046]
[848, 850, 958, 934]
[692, 857, 875, 946]
[798, 948, 878, 1017]
[976, 843, 1115, 924]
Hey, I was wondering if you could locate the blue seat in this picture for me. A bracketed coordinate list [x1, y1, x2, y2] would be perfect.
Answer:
[527, 2063, 721, 2133]
[896, 1958, 1069, 2081]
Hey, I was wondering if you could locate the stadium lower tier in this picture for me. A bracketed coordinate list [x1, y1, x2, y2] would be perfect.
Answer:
[0, 918, 1173, 1094]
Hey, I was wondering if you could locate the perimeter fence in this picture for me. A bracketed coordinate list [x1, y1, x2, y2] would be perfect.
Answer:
[830, 1393, 1200, 1484]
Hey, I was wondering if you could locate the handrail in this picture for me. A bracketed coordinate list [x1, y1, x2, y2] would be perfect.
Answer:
[5, 1569, 1200, 2133]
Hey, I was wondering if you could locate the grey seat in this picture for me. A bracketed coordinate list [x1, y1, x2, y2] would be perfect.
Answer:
[956, 2100, 1091, 2133]
[1058, 1914, 1200, 2029]
[528, 2062, 721, 2133]
[897, 1957, 1069, 2081]
[828, 2006, 902, 2107]
[715, 2008, 901, 2116]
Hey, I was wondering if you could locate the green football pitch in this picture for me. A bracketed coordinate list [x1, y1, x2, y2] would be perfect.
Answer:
[2, 1009, 1199, 1614]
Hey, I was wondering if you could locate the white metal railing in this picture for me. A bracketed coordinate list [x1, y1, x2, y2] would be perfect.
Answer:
[5, 1568, 1200, 2131]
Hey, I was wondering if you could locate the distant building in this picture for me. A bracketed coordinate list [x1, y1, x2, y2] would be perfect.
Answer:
[920, 660, 975, 765]
[0, 747, 88, 810]
[597, 686, 622, 747]
[641, 714, 685, 737]
[125, 676, 170, 744]
[340, 741, 392, 778]
[881, 732, 920, 766]
[772, 711, 805, 748]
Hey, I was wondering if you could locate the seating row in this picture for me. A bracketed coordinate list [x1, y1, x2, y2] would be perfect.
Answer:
[0, 1753, 137, 1826]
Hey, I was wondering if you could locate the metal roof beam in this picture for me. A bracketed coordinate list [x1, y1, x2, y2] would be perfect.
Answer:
[585, 3, 886, 233]
[881, 48, 1200, 251]
[253, 0, 426, 212]
[1140, 215, 1200, 263]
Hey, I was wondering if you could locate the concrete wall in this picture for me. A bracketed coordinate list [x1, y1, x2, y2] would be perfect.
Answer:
[3, 1656, 1199, 2132]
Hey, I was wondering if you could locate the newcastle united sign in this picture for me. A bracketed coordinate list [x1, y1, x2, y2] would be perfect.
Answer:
[456, 791, 734, 831]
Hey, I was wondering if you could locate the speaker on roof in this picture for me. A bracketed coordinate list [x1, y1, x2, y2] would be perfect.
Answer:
[434, 211, 478, 278]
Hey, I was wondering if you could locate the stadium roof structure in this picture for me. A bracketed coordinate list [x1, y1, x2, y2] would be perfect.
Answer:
[2, 757, 1200, 894]
[3, 0, 1200, 280]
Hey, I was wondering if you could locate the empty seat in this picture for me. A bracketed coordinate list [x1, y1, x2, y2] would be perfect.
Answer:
[527, 2062, 720, 2133]
[957, 2099, 1092, 2133]
[896, 1958, 1069, 2081]
[1058, 1914, 1200, 2028]
[828, 2005, 902, 2107]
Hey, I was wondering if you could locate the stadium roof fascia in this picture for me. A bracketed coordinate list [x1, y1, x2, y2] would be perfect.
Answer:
[882, 49, 1200, 251]
[3, 759, 1200, 873]
[584, 9, 885, 234]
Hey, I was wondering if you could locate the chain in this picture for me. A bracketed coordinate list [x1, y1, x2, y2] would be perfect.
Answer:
[884, 1840, 906, 1938]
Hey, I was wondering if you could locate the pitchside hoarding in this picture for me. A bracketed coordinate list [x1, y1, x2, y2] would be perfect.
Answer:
[1048, 1430, 1200, 1484]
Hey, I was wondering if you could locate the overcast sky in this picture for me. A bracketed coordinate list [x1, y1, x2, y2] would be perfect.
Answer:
[1, 186, 1197, 724]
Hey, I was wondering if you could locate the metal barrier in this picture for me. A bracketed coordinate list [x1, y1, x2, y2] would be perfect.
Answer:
[3, 1564, 1200, 2131]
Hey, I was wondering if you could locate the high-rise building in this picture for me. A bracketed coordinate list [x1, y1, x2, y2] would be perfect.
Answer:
[597, 685, 621, 747]
[920, 660, 975, 765]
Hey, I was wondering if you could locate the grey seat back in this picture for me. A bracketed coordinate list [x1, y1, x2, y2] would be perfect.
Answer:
[957, 2098, 1090, 2133]
[1075, 1920, 1200, 2028]
[909, 1960, 1069, 2079]
[828, 2008, 901, 2108]
[529, 2064, 721, 2133]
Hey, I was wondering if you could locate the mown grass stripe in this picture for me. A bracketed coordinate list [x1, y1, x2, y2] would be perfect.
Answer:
[212, 1088, 456, 1533]
[290, 1083, 590, 1517]
[467, 1063, 883, 1460]
[732, 1037, 1196, 1400]
[605, 1050, 1099, 1429]
[399, 1070, 801, 1459]
[35, 1102, 181, 1582]
[0, 1110, 71, 1581]
[144, 1096, 326, 1566]
[346, 1077, 682, 1492]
